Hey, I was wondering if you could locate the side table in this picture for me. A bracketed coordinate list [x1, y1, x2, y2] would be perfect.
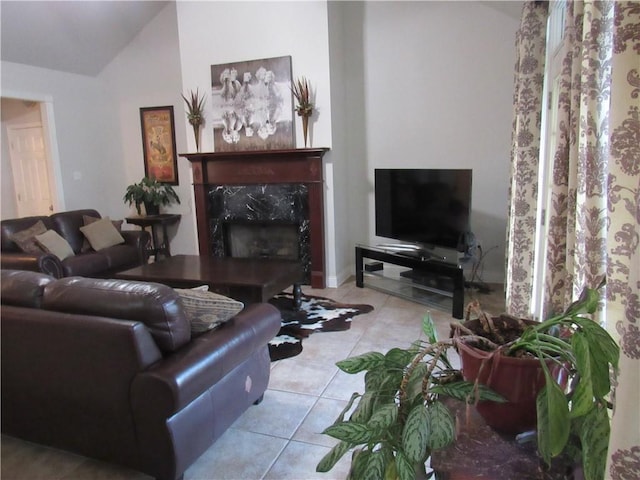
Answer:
[125, 214, 181, 260]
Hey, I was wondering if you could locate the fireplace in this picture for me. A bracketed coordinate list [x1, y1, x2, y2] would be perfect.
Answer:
[181, 148, 329, 288]
[208, 183, 311, 282]
[225, 222, 299, 260]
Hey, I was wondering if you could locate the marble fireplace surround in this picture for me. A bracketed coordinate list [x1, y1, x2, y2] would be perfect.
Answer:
[182, 148, 329, 288]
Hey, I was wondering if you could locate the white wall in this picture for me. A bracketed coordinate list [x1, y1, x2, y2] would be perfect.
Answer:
[1, 1, 518, 285]
[347, 1, 519, 283]
[174, 0, 337, 280]
[1, 62, 125, 218]
[100, 3, 196, 252]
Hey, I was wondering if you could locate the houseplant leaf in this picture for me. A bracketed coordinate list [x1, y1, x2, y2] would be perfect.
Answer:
[402, 404, 429, 463]
[316, 440, 352, 472]
[363, 449, 387, 480]
[405, 363, 429, 404]
[570, 331, 595, 418]
[424, 401, 455, 450]
[422, 312, 438, 343]
[395, 450, 416, 480]
[536, 369, 570, 463]
[351, 391, 374, 423]
[323, 422, 374, 444]
[430, 381, 506, 403]
[579, 404, 610, 480]
[385, 347, 415, 369]
[367, 403, 398, 435]
[338, 351, 386, 374]
[348, 448, 370, 480]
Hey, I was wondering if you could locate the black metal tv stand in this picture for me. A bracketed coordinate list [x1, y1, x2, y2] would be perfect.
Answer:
[355, 244, 464, 319]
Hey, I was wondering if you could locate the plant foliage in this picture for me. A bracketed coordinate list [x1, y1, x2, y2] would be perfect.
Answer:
[505, 281, 619, 480]
[316, 314, 506, 479]
[123, 176, 180, 214]
[317, 283, 619, 480]
[181, 89, 206, 127]
[291, 76, 313, 117]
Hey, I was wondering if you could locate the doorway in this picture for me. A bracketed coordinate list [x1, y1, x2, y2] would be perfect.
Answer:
[1, 97, 63, 219]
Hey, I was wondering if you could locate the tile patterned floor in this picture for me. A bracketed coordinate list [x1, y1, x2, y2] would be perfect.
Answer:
[1, 280, 504, 480]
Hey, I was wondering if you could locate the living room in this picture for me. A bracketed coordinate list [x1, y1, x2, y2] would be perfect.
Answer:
[1, 1, 518, 288]
[2, 1, 638, 480]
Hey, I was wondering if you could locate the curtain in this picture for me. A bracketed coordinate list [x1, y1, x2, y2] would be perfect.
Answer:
[505, 1, 549, 317]
[507, 1, 640, 477]
[604, 3, 640, 477]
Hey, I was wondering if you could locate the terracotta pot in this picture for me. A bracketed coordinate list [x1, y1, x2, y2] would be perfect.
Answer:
[456, 319, 568, 435]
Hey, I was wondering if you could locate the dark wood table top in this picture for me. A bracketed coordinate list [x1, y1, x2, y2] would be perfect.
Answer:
[114, 254, 302, 303]
[125, 214, 181, 227]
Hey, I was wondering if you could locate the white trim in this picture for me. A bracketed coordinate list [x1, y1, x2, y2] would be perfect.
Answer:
[39, 102, 65, 212]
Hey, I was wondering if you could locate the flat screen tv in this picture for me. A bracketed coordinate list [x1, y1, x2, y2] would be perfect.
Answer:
[375, 168, 472, 252]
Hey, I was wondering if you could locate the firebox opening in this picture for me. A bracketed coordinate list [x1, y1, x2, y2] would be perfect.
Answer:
[224, 221, 299, 260]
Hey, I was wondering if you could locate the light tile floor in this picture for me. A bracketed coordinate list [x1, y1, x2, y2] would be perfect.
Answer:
[1, 280, 504, 480]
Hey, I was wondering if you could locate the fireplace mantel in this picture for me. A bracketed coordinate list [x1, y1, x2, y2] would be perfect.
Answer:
[181, 148, 329, 288]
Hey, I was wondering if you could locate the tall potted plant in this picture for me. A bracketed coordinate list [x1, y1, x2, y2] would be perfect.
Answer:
[317, 283, 619, 480]
[123, 176, 180, 215]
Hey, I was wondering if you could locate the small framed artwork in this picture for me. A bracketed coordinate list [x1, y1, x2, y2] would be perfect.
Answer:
[140, 106, 179, 185]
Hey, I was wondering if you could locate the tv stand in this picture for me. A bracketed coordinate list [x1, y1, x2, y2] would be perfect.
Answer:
[356, 244, 464, 319]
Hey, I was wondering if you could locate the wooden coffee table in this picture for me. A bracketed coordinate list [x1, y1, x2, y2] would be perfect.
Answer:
[114, 255, 303, 307]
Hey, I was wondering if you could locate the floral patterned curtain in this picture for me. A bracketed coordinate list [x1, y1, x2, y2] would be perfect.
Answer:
[604, 3, 639, 477]
[508, 1, 640, 477]
[505, 1, 548, 317]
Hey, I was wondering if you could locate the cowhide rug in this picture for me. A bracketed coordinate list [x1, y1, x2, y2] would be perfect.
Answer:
[267, 291, 374, 361]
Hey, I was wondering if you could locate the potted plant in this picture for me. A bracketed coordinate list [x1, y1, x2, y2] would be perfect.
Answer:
[317, 283, 619, 480]
[123, 176, 180, 215]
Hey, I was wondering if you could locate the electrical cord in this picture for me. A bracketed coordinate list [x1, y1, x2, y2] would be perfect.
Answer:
[464, 244, 498, 294]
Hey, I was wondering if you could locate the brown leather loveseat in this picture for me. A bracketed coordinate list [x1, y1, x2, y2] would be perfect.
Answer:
[1, 270, 281, 480]
[1, 209, 149, 278]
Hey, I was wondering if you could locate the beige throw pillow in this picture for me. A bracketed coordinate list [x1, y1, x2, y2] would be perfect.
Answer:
[175, 288, 244, 334]
[79, 217, 125, 251]
[81, 215, 123, 252]
[9, 220, 47, 253]
[35, 230, 75, 260]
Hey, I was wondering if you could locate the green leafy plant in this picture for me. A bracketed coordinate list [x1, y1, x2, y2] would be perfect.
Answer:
[123, 176, 180, 215]
[500, 281, 619, 480]
[317, 283, 619, 480]
[316, 315, 505, 480]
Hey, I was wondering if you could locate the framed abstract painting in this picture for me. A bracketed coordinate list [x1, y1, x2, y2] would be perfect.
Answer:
[210, 55, 294, 152]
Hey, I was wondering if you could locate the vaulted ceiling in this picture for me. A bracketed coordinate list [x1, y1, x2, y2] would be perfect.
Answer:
[1, 1, 169, 76]
[1, 1, 522, 78]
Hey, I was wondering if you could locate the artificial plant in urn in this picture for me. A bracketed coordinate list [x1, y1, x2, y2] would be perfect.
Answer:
[182, 89, 206, 152]
[123, 176, 180, 215]
[291, 76, 314, 147]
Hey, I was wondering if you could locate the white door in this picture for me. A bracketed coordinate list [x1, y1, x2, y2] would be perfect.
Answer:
[7, 123, 54, 217]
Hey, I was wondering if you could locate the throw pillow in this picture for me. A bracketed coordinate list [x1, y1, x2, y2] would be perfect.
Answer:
[81, 215, 123, 252]
[8, 220, 47, 254]
[175, 288, 244, 334]
[35, 230, 75, 260]
[79, 216, 125, 251]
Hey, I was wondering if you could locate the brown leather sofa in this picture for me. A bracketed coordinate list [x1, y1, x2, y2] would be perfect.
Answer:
[0, 209, 150, 278]
[1, 270, 281, 480]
